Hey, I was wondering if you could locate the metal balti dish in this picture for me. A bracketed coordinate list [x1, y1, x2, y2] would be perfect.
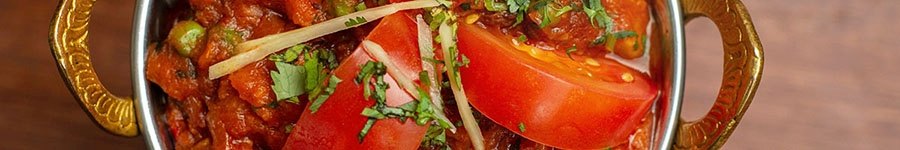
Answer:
[50, 0, 763, 149]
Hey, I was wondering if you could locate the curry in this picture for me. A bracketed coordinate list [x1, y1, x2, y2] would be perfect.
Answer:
[146, 0, 657, 149]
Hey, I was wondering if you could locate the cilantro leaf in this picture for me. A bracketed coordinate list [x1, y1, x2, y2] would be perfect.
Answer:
[566, 45, 577, 60]
[269, 44, 306, 62]
[507, 0, 531, 26]
[518, 122, 526, 132]
[361, 108, 386, 119]
[304, 51, 325, 91]
[355, 2, 367, 11]
[517, 35, 528, 43]
[271, 62, 306, 100]
[483, 0, 508, 11]
[583, 0, 614, 30]
[309, 75, 342, 113]
[344, 16, 368, 27]
[358, 118, 377, 142]
[421, 124, 448, 148]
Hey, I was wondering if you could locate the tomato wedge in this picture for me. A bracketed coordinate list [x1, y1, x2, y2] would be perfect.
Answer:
[284, 12, 427, 149]
[457, 23, 658, 149]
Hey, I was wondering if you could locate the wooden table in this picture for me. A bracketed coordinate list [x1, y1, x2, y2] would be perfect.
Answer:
[2, 0, 897, 149]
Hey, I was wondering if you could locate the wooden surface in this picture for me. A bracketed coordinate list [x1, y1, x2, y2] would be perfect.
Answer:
[1, 0, 897, 149]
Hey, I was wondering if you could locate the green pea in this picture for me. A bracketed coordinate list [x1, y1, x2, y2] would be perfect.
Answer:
[167, 20, 206, 57]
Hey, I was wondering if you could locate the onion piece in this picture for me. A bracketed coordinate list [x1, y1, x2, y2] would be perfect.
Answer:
[208, 0, 441, 79]
[439, 22, 485, 150]
[415, 15, 456, 132]
[415, 15, 441, 110]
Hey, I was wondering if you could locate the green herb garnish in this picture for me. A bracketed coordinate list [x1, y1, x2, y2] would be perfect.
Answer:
[355, 2, 367, 11]
[284, 124, 295, 134]
[355, 64, 452, 143]
[583, 0, 614, 30]
[271, 62, 306, 100]
[308, 75, 342, 113]
[483, 0, 508, 11]
[536, 2, 573, 28]
[269, 44, 340, 111]
[612, 30, 638, 39]
[269, 44, 306, 62]
[593, 30, 638, 49]
[517, 35, 528, 43]
[518, 122, 526, 133]
[358, 118, 377, 142]
[421, 124, 449, 148]
[566, 45, 577, 60]
[507, 0, 531, 26]
[355, 61, 388, 101]
[345, 16, 368, 27]
[555, 5, 573, 17]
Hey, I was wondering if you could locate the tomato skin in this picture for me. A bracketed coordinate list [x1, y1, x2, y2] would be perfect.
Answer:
[457, 23, 657, 149]
[284, 12, 427, 150]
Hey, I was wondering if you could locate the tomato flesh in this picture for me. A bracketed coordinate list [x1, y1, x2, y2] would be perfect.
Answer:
[457, 23, 658, 149]
[284, 12, 427, 149]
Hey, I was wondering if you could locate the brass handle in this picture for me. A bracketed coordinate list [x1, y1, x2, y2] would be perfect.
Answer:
[50, 0, 138, 137]
[675, 0, 764, 149]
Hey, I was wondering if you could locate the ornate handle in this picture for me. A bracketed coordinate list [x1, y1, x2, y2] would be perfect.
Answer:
[50, 0, 138, 137]
[675, 0, 763, 149]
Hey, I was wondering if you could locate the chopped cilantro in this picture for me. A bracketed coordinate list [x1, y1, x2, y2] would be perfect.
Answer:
[268, 45, 312, 100]
[506, 0, 528, 13]
[593, 30, 638, 49]
[421, 124, 448, 148]
[304, 51, 326, 91]
[269, 44, 306, 62]
[422, 57, 444, 65]
[580, 0, 644, 51]
[419, 71, 432, 88]
[536, 2, 573, 28]
[284, 124, 295, 134]
[517, 34, 528, 43]
[518, 122, 526, 132]
[483, 0, 508, 11]
[269, 44, 341, 110]
[613, 30, 638, 39]
[583, 0, 615, 30]
[355, 2, 367, 11]
[566, 45, 577, 60]
[355, 70, 451, 142]
[344, 16, 367, 27]
[555, 5, 573, 17]
[355, 61, 387, 101]
[534, 1, 551, 27]
[308, 75, 341, 113]
[361, 108, 386, 119]
[414, 88, 434, 125]
[459, 55, 470, 67]
[358, 118, 377, 142]
[507, 0, 531, 26]
[285, 97, 300, 104]
[271, 62, 306, 100]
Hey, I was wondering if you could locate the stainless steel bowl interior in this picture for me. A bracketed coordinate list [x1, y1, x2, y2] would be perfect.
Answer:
[132, 0, 178, 149]
[129, 0, 687, 149]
